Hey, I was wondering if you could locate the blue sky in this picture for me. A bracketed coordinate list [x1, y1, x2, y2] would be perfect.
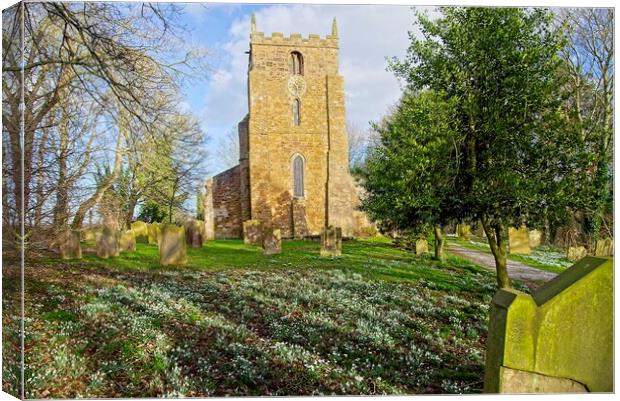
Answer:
[172, 2, 425, 174]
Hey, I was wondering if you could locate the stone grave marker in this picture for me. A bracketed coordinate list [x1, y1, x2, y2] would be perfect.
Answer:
[58, 230, 82, 259]
[147, 223, 161, 245]
[185, 219, 204, 248]
[320, 226, 342, 257]
[509, 226, 531, 255]
[262, 227, 282, 255]
[529, 230, 543, 248]
[119, 230, 136, 252]
[243, 219, 263, 246]
[484, 256, 613, 393]
[159, 224, 187, 266]
[96, 227, 120, 259]
[566, 246, 587, 262]
[457, 223, 471, 240]
[414, 239, 428, 255]
[131, 221, 149, 243]
[594, 238, 613, 257]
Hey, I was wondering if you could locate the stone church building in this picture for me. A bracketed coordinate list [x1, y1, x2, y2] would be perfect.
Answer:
[204, 16, 372, 239]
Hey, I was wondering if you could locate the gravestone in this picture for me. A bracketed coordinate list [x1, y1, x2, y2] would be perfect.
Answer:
[414, 239, 428, 255]
[529, 230, 543, 248]
[484, 257, 613, 393]
[594, 238, 613, 257]
[147, 223, 160, 245]
[262, 227, 281, 255]
[457, 224, 471, 240]
[291, 198, 308, 239]
[320, 226, 342, 257]
[159, 224, 187, 266]
[81, 228, 100, 242]
[566, 246, 587, 262]
[58, 230, 82, 259]
[243, 219, 263, 246]
[185, 219, 204, 248]
[131, 221, 149, 243]
[96, 227, 120, 259]
[119, 230, 136, 252]
[509, 226, 531, 255]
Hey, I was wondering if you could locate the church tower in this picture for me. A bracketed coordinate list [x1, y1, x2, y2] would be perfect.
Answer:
[238, 15, 356, 237]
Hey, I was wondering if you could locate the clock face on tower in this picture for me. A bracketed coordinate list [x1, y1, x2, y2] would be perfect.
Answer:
[287, 75, 307, 97]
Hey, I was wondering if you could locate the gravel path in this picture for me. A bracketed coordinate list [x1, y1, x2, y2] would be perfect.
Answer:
[446, 243, 557, 288]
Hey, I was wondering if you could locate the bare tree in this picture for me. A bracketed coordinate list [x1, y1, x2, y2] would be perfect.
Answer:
[215, 126, 240, 170]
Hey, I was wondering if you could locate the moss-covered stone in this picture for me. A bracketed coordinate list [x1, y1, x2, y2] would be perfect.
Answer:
[414, 239, 428, 255]
[147, 223, 160, 245]
[119, 230, 136, 252]
[262, 227, 281, 255]
[594, 238, 613, 257]
[484, 257, 613, 393]
[131, 221, 149, 243]
[508, 226, 531, 255]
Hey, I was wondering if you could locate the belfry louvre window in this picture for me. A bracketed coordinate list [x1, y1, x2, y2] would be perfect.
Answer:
[292, 98, 301, 126]
[289, 51, 303, 75]
[293, 155, 304, 198]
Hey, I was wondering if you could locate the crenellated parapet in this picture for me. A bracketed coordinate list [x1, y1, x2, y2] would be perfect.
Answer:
[249, 13, 339, 48]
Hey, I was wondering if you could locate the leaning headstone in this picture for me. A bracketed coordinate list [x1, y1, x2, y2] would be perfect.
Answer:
[147, 223, 160, 245]
[457, 224, 471, 240]
[96, 227, 120, 259]
[529, 230, 543, 248]
[566, 246, 587, 262]
[414, 239, 428, 255]
[119, 230, 136, 252]
[320, 226, 342, 257]
[509, 226, 531, 255]
[262, 227, 282, 255]
[484, 256, 612, 393]
[594, 238, 613, 257]
[185, 219, 204, 248]
[159, 224, 187, 266]
[58, 230, 82, 259]
[131, 221, 149, 243]
[243, 219, 263, 246]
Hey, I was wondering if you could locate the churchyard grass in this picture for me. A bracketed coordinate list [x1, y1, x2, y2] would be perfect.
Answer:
[3, 238, 528, 397]
[447, 237, 572, 274]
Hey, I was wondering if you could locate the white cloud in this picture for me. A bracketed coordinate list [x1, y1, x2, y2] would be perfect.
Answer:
[203, 4, 430, 171]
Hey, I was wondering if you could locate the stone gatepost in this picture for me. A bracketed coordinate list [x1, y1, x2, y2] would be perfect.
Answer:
[566, 246, 587, 262]
[414, 239, 428, 255]
[185, 219, 204, 248]
[320, 226, 342, 257]
[159, 224, 187, 266]
[96, 227, 120, 259]
[120, 230, 136, 252]
[147, 223, 160, 245]
[131, 221, 149, 243]
[262, 227, 282, 255]
[243, 219, 263, 246]
[59, 230, 82, 259]
[508, 226, 531, 255]
[594, 238, 613, 257]
[484, 256, 612, 393]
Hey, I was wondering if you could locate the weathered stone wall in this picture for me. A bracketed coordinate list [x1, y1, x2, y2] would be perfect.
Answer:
[209, 165, 243, 239]
[484, 257, 613, 393]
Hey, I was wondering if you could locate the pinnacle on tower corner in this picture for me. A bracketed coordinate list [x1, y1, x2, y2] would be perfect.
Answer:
[331, 17, 338, 38]
[251, 13, 256, 33]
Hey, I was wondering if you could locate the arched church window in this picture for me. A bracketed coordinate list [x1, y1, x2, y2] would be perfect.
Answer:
[293, 155, 304, 198]
[289, 51, 304, 75]
[292, 98, 301, 126]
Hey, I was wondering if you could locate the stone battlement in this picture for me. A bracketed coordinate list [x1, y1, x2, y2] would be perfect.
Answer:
[250, 31, 339, 48]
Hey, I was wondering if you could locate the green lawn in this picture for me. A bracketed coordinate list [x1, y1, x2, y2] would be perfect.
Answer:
[446, 236, 572, 274]
[3, 238, 520, 397]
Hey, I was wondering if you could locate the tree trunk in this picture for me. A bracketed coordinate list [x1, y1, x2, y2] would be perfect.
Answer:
[481, 217, 511, 289]
[70, 109, 126, 229]
[124, 195, 139, 229]
[434, 224, 444, 261]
